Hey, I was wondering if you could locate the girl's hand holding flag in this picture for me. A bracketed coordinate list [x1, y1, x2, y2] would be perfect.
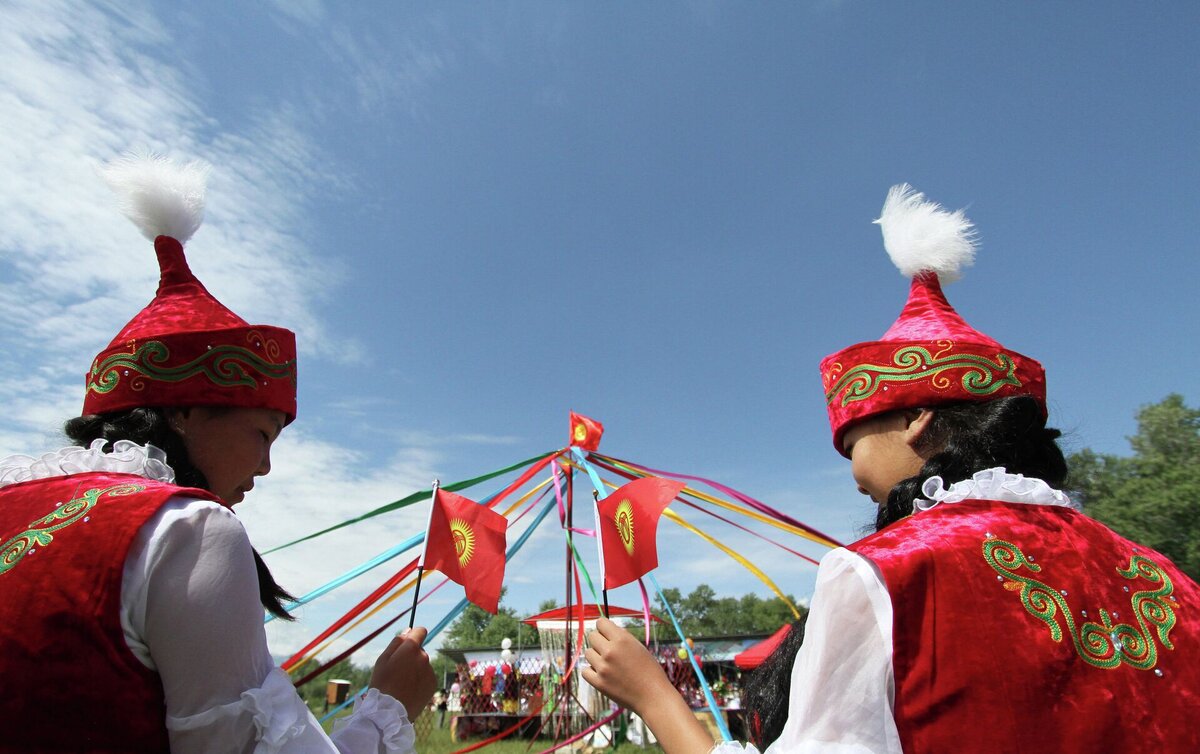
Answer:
[584, 618, 717, 754]
[369, 626, 437, 721]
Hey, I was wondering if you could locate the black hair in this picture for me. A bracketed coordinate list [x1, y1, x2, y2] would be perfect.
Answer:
[741, 618, 807, 749]
[874, 395, 1068, 532]
[64, 407, 297, 620]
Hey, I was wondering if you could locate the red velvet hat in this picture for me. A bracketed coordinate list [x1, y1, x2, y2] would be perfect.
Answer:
[820, 185, 1045, 456]
[82, 155, 297, 421]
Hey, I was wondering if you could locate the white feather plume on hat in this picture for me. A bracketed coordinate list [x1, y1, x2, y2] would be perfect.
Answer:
[100, 153, 210, 244]
[873, 183, 977, 283]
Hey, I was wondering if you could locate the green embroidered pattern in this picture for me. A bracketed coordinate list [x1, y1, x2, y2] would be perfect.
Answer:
[87, 340, 296, 396]
[0, 483, 147, 575]
[984, 538, 1177, 670]
[825, 345, 1021, 407]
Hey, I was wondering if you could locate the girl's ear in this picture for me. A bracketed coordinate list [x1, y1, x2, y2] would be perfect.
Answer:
[164, 407, 192, 436]
[903, 409, 935, 448]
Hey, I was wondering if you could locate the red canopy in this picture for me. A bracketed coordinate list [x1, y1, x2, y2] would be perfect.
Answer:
[521, 604, 654, 625]
[734, 623, 793, 670]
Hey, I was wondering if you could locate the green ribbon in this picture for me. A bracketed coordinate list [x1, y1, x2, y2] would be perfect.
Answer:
[262, 450, 559, 554]
[565, 530, 602, 608]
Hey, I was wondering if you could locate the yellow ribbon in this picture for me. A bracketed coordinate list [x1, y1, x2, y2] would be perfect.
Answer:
[662, 507, 802, 619]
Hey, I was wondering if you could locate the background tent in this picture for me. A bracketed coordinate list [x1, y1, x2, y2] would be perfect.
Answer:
[734, 623, 793, 670]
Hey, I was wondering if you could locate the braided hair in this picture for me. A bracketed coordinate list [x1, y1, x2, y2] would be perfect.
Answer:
[64, 408, 297, 620]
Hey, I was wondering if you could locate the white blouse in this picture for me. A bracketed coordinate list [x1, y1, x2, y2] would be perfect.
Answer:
[712, 468, 1076, 754]
[0, 441, 415, 754]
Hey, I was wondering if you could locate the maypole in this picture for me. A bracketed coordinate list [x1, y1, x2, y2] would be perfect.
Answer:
[558, 462, 574, 741]
[259, 409, 841, 751]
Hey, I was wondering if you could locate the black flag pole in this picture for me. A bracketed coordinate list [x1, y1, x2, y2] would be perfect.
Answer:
[409, 479, 441, 629]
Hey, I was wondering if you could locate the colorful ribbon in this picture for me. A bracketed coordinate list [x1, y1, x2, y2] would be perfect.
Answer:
[265, 450, 561, 553]
[594, 452, 842, 545]
[647, 572, 733, 742]
[571, 452, 731, 742]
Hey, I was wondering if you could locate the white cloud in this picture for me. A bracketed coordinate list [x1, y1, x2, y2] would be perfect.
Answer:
[0, 0, 357, 449]
[265, 0, 327, 30]
[327, 27, 447, 117]
[0, 0, 437, 663]
[261, 2, 449, 121]
[394, 429, 524, 448]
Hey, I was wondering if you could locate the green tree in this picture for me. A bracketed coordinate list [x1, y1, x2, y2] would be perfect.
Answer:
[293, 656, 373, 711]
[653, 584, 804, 637]
[431, 652, 458, 689]
[438, 588, 540, 649]
[1069, 394, 1200, 578]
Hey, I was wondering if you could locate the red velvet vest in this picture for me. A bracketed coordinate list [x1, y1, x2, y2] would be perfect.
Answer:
[850, 499, 1200, 753]
[0, 472, 218, 752]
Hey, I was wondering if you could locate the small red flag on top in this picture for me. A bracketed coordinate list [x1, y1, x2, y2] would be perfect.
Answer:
[596, 476, 686, 590]
[423, 488, 508, 613]
[569, 411, 604, 451]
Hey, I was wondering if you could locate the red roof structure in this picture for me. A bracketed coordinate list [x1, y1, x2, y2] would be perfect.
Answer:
[733, 623, 793, 670]
[521, 604, 657, 625]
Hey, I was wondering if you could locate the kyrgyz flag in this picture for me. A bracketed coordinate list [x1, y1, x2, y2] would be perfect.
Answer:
[423, 488, 508, 613]
[569, 411, 604, 451]
[597, 476, 686, 589]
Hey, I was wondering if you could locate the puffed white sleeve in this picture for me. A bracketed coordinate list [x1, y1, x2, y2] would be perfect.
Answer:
[708, 548, 901, 754]
[121, 497, 417, 754]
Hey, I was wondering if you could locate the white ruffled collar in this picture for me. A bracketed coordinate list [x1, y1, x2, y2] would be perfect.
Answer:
[0, 440, 176, 488]
[914, 467, 1077, 513]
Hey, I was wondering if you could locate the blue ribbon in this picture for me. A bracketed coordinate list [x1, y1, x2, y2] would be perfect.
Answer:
[267, 482, 518, 623]
[648, 572, 732, 741]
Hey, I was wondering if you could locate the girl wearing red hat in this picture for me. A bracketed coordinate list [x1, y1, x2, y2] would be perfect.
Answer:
[0, 155, 434, 752]
[583, 186, 1200, 753]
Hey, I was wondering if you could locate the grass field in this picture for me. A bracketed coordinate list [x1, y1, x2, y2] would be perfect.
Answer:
[408, 712, 666, 754]
[318, 702, 721, 753]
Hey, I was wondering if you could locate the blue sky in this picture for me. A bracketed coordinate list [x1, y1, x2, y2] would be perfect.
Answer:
[2, 1, 1197, 662]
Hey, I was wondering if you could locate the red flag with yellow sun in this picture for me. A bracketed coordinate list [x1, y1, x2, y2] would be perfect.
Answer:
[569, 411, 604, 451]
[423, 488, 508, 613]
[596, 476, 686, 590]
